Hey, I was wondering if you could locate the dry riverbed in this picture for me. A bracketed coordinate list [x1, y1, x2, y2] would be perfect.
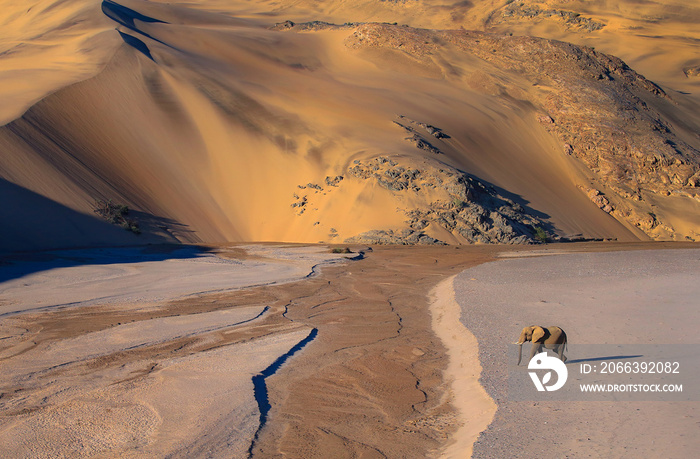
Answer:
[1, 242, 697, 457]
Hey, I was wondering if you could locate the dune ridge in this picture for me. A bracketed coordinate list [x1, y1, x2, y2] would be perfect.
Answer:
[0, 0, 699, 251]
[0, 0, 119, 126]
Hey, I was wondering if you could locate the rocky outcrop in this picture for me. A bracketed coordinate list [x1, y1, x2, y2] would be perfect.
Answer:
[684, 66, 700, 78]
[498, 2, 605, 32]
[270, 20, 361, 32]
[581, 187, 614, 214]
[325, 176, 344, 187]
[347, 157, 422, 192]
[346, 229, 445, 245]
[396, 115, 450, 139]
[346, 156, 548, 244]
[393, 116, 447, 154]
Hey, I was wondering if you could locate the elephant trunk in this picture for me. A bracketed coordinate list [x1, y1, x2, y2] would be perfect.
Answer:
[516, 344, 523, 365]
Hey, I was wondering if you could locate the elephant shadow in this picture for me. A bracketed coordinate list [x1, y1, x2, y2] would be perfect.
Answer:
[566, 355, 643, 365]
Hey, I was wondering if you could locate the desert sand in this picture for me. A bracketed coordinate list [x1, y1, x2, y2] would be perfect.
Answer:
[0, 245, 350, 457]
[455, 247, 700, 457]
[429, 276, 496, 458]
[2, 0, 700, 457]
[2, 1, 700, 252]
[2, 242, 698, 457]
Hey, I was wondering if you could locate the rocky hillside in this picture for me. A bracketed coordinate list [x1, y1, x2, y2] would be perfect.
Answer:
[344, 23, 700, 240]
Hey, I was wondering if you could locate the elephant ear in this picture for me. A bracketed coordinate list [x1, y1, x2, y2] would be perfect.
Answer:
[532, 326, 546, 343]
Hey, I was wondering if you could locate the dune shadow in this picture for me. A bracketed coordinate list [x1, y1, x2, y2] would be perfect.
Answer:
[0, 179, 159, 252]
[102, 0, 166, 30]
[117, 31, 155, 61]
[128, 209, 200, 244]
[102, 0, 174, 56]
[0, 244, 215, 286]
[567, 355, 643, 364]
[0, 179, 210, 284]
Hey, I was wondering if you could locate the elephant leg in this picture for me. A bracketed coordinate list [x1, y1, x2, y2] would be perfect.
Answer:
[557, 343, 567, 363]
[529, 343, 542, 362]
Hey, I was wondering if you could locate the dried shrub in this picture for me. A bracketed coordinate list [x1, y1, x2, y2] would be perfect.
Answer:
[94, 199, 141, 234]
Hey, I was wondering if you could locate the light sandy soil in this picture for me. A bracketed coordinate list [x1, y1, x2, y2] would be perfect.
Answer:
[0, 245, 347, 457]
[455, 247, 700, 457]
[429, 276, 496, 458]
[2, 242, 698, 457]
[0, 245, 348, 316]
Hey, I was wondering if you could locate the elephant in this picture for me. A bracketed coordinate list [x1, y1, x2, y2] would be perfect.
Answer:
[515, 325, 567, 365]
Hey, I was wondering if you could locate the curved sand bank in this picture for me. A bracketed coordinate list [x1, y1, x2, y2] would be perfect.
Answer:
[429, 276, 496, 458]
[454, 248, 700, 457]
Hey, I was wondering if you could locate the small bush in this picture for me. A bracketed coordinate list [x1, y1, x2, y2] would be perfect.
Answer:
[533, 226, 548, 243]
[94, 199, 140, 234]
[331, 247, 353, 254]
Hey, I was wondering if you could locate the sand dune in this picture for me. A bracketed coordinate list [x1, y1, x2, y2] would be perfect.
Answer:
[4, 0, 698, 251]
[0, 0, 119, 126]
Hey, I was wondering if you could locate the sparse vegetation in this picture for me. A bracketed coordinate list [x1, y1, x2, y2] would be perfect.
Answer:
[533, 226, 548, 243]
[331, 247, 353, 254]
[94, 199, 141, 234]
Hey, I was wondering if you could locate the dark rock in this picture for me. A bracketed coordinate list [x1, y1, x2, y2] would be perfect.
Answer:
[345, 229, 446, 245]
[325, 175, 344, 187]
[408, 134, 442, 154]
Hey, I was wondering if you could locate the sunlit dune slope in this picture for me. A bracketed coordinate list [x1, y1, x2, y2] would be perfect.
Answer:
[0, 0, 120, 126]
[1, 0, 698, 250]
